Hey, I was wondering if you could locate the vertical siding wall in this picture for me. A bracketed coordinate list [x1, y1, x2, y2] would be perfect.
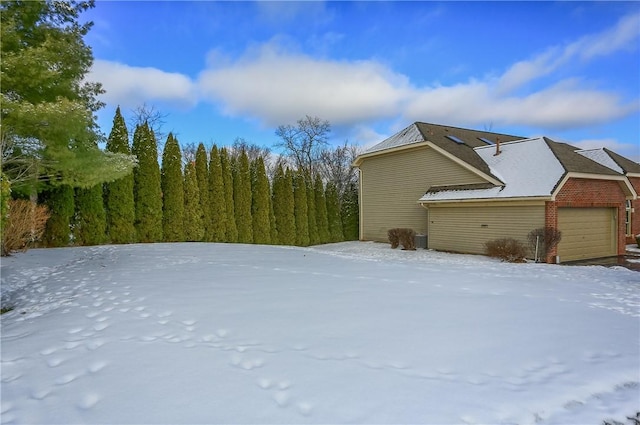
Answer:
[428, 204, 545, 256]
[358, 146, 485, 242]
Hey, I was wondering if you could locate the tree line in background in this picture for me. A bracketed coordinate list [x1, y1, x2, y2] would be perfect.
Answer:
[0, 1, 360, 254]
[20, 108, 359, 250]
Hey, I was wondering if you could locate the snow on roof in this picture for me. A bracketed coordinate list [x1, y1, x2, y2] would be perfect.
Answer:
[420, 137, 566, 202]
[576, 148, 624, 174]
[363, 123, 423, 154]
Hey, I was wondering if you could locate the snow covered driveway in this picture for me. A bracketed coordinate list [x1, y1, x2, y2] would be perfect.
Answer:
[1, 242, 639, 424]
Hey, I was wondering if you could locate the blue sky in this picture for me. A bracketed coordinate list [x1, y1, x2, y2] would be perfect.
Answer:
[85, 1, 640, 162]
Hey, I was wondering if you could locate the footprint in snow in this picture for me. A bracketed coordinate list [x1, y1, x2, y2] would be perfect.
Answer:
[77, 393, 100, 410]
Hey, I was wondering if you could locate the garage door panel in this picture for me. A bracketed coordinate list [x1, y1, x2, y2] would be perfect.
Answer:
[557, 208, 616, 262]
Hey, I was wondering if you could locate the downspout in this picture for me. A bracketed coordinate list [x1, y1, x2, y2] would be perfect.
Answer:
[419, 201, 429, 249]
[358, 168, 364, 241]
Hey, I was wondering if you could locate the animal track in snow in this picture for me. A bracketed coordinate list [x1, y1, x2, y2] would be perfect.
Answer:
[77, 393, 100, 410]
[273, 390, 291, 407]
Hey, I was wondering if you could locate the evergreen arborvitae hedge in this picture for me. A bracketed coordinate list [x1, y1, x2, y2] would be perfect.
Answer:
[220, 147, 237, 243]
[306, 173, 319, 245]
[73, 184, 106, 246]
[314, 175, 330, 244]
[325, 182, 344, 242]
[104, 107, 136, 244]
[341, 181, 359, 241]
[234, 149, 253, 244]
[251, 157, 271, 245]
[183, 161, 204, 242]
[161, 133, 184, 242]
[293, 171, 310, 246]
[272, 165, 296, 245]
[42, 185, 74, 247]
[208, 145, 227, 242]
[269, 186, 278, 244]
[132, 123, 163, 243]
[195, 143, 210, 241]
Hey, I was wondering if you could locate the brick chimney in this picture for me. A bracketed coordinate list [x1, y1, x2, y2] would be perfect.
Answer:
[494, 137, 501, 156]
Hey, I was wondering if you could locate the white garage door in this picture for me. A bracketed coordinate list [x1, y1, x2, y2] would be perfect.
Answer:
[557, 208, 617, 262]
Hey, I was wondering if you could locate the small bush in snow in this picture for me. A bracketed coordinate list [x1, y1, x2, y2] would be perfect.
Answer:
[2, 200, 50, 256]
[388, 228, 416, 250]
[636, 234, 640, 248]
[528, 227, 562, 262]
[388, 228, 400, 249]
[485, 238, 527, 262]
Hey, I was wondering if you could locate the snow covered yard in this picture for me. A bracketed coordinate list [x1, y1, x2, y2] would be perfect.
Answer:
[1, 242, 638, 424]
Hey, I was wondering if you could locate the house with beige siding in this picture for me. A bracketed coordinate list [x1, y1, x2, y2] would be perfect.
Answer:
[354, 122, 640, 263]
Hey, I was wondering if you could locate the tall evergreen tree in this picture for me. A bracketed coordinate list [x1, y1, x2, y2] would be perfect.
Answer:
[73, 184, 106, 246]
[293, 171, 310, 246]
[104, 107, 136, 243]
[341, 181, 359, 241]
[41, 185, 74, 247]
[314, 175, 330, 244]
[208, 145, 227, 242]
[161, 133, 184, 242]
[234, 149, 253, 244]
[306, 173, 319, 245]
[195, 143, 210, 241]
[1, 1, 135, 193]
[183, 162, 204, 241]
[251, 157, 271, 245]
[132, 123, 163, 242]
[269, 183, 278, 244]
[220, 147, 237, 243]
[326, 182, 344, 242]
[272, 166, 296, 245]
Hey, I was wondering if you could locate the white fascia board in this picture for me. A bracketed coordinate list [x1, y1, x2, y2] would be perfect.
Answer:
[352, 141, 430, 167]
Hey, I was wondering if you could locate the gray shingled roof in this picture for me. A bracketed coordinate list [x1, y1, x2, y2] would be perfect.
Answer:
[603, 147, 640, 174]
[543, 138, 621, 176]
[361, 122, 524, 180]
[414, 123, 523, 180]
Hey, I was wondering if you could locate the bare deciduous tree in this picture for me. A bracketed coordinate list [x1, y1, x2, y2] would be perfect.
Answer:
[230, 137, 271, 164]
[129, 103, 169, 152]
[318, 140, 361, 198]
[181, 142, 198, 164]
[274, 115, 330, 176]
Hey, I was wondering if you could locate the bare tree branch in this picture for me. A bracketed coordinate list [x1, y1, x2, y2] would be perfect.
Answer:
[274, 115, 330, 176]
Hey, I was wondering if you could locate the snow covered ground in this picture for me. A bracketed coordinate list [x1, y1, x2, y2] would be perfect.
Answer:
[1, 242, 638, 424]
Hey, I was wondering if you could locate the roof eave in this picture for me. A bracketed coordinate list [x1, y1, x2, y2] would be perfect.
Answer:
[353, 141, 429, 167]
[418, 196, 551, 205]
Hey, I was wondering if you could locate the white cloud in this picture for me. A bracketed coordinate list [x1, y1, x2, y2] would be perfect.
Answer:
[89, 60, 197, 109]
[90, 12, 639, 141]
[404, 79, 637, 130]
[197, 43, 411, 126]
[497, 12, 640, 93]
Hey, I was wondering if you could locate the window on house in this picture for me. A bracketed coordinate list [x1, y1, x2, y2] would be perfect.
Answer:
[478, 137, 494, 145]
[626, 200, 632, 235]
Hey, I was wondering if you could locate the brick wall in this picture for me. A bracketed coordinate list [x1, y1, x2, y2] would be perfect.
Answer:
[545, 178, 627, 263]
[630, 177, 640, 241]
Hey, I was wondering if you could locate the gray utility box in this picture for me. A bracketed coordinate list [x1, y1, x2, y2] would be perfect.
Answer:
[414, 234, 427, 249]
